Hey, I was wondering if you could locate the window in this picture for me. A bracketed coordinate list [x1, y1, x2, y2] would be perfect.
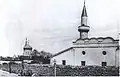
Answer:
[81, 61, 85, 66]
[102, 62, 107, 66]
[82, 51, 86, 55]
[62, 60, 66, 65]
[102, 51, 107, 55]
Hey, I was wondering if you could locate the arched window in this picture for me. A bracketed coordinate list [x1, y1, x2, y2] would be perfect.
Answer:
[82, 51, 86, 55]
[102, 51, 107, 55]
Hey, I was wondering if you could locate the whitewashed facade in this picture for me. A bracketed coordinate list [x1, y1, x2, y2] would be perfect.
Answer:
[51, 38, 119, 66]
[51, 1, 119, 66]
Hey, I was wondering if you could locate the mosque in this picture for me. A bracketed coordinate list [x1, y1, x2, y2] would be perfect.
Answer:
[22, 1, 119, 66]
[50, 1, 119, 66]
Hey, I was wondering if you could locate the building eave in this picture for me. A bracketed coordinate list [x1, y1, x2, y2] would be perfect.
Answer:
[50, 47, 73, 58]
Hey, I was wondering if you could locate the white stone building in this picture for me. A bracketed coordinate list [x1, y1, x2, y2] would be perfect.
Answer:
[51, 1, 119, 66]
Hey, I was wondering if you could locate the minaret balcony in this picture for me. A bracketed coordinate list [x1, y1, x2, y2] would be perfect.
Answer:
[78, 25, 90, 32]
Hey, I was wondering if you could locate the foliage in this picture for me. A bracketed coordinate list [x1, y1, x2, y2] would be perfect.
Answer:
[0, 63, 119, 76]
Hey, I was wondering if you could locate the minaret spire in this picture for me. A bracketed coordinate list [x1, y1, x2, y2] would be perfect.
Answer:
[84, 0, 85, 5]
[78, 0, 90, 39]
[81, 0, 88, 26]
[81, 0, 87, 17]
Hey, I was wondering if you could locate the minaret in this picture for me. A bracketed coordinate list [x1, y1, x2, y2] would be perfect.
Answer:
[78, 0, 90, 39]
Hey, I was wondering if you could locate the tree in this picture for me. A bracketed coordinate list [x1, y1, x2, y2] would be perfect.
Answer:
[31, 49, 39, 56]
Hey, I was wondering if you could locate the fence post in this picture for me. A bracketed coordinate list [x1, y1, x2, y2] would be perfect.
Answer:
[8, 61, 11, 73]
[53, 59, 56, 77]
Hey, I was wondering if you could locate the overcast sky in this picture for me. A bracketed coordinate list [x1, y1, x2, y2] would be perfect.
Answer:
[0, 0, 120, 57]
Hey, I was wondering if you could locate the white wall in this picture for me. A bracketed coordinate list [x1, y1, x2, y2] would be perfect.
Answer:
[51, 46, 117, 66]
[74, 47, 116, 66]
[51, 49, 74, 65]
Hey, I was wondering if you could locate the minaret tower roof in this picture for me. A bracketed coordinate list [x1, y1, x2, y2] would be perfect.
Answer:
[81, 0, 87, 17]
[78, 0, 90, 39]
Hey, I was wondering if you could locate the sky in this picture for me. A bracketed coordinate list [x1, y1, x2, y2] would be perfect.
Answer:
[0, 0, 120, 57]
